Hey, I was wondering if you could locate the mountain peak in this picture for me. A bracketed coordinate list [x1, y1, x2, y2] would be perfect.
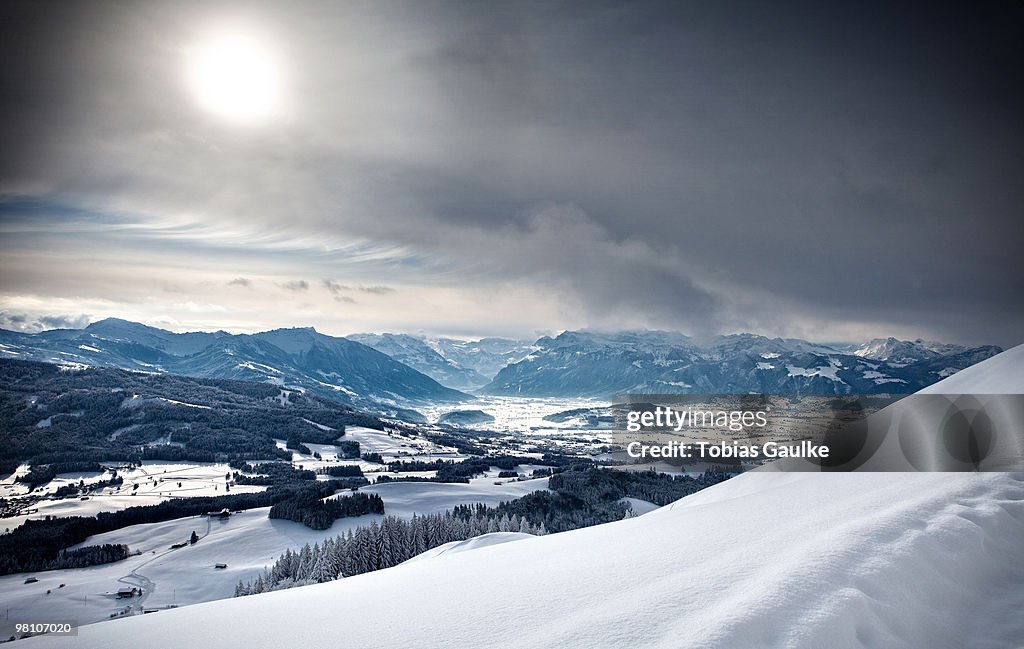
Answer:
[87, 317, 140, 329]
[84, 318, 173, 338]
[263, 326, 319, 334]
[0, 318, 468, 406]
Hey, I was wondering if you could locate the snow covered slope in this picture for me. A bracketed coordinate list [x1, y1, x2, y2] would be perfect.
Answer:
[481, 330, 1002, 397]
[1, 478, 549, 630]
[348, 333, 490, 389]
[405, 531, 534, 563]
[22, 346, 1024, 649]
[918, 343, 1024, 394]
[0, 319, 468, 406]
[23, 473, 1024, 649]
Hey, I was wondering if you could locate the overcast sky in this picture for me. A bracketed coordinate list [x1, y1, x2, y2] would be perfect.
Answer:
[1, 1, 1021, 346]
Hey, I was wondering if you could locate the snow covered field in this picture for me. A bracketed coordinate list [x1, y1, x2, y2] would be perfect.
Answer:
[0, 478, 549, 632]
[19, 472, 1024, 649]
[419, 395, 610, 436]
[0, 462, 266, 532]
[1, 425, 473, 533]
[325, 425, 462, 460]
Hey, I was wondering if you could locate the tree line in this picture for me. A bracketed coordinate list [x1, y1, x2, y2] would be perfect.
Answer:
[236, 467, 734, 596]
[48, 544, 132, 570]
[319, 465, 364, 477]
[549, 467, 733, 507]
[17, 462, 104, 488]
[236, 509, 547, 595]
[268, 492, 384, 530]
[383, 454, 589, 483]
[0, 479, 356, 575]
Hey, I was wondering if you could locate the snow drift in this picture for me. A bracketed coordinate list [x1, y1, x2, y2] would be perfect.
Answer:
[23, 346, 1024, 649]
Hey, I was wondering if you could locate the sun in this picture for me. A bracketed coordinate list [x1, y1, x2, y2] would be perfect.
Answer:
[186, 33, 281, 123]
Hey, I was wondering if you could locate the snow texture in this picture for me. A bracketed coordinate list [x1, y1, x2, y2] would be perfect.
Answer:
[22, 472, 1024, 649]
[1, 479, 549, 630]
[19, 345, 1024, 648]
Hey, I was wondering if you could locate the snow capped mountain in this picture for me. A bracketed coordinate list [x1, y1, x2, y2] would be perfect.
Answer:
[853, 336, 979, 364]
[0, 319, 467, 407]
[481, 330, 1002, 397]
[918, 343, 1024, 394]
[348, 333, 489, 389]
[428, 336, 535, 380]
[19, 347, 1024, 649]
[0, 318, 227, 370]
[0, 321, 1003, 403]
[344, 333, 536, 387]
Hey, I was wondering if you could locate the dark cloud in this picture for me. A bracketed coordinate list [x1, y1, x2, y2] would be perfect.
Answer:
[39, 314, 91, 329]
[282, 280, 309, 292]
[0, 312, 90, 332]
[0, 1, 1021, 346]
[228, 277, 252, 288]
[1, 312, 27, 325]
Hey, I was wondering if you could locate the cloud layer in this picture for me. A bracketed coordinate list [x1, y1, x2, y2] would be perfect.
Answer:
[0, 1, 1021, 345]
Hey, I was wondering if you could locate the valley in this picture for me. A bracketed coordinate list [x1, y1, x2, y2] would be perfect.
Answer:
[0, 320, 1013, 644]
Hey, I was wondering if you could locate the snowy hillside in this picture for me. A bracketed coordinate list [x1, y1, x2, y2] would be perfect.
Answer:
[853, 336, 971, 363]
[1, 478, 549, 630]
[918, 343, 1024, 394]
[481, 330, 1001, 397]
[22, 473, 1024, 649]
[348, 333, 489, 389]
[428, 336, 536, 380]
[349, 333, 536, 386]
[21, 345, 1024, 649]
[0, 319, 467, 407]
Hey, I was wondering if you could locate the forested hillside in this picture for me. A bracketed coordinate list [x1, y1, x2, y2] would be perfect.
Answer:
[0, 359, 384, 470]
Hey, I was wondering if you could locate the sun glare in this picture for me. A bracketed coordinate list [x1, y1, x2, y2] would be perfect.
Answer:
[186, 34, 281, 123]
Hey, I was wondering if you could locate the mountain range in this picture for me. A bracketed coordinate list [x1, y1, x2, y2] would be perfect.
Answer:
[0, 319, 466, 409]
[427, 337, 537, 381]
[479, 330, 1001, 397]
[0, 320, 1001, 403]
[348, 333, 538, 389]
[347, 333, 493, 390]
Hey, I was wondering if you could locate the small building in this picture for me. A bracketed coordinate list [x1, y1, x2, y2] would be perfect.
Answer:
[214, 563, 228, 569]
[209, 508, 231, 519]
[24, 577, 38, 584]
[117, 587, 138, 598]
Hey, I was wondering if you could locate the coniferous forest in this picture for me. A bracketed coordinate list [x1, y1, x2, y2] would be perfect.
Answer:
[237, 467, 731, 595]
[236, 510, 548, 595]
[0, 358, 384, 467]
